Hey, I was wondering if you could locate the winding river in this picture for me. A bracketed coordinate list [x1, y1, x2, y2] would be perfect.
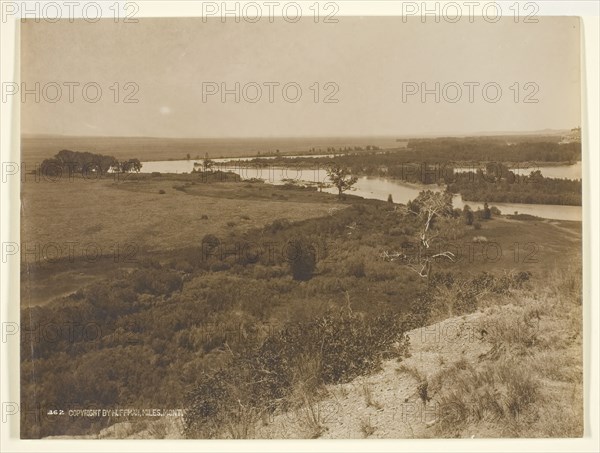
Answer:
[139, 159, 582, 221]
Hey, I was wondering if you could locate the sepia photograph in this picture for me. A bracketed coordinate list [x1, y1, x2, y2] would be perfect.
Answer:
[1, 1, 598, 450]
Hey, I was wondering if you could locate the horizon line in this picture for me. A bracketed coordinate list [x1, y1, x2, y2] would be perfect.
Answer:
[21, 128, 576, 141]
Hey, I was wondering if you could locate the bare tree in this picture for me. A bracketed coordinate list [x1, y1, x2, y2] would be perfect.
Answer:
[407, 190, 453, 249]
[382, 190, 456, 278]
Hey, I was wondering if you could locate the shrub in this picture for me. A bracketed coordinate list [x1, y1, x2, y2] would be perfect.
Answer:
[473, 221, 482, 230]
[266, 218, 291, 234]
[210, 261, 230, 272]
[463, 206, 474, 225]
[287, 237, 316, 281]
[258, 309, 409, 386]
[158, 189, 166, 194]
[346, 257, 366, 278]
[184, 309, 409, 438]
[172, 259, 193, 273]
[483, 202, 491, 219]
[132, 268, 182, 296]
[433, 360, 539, 436]
[424, 271, 531, 320]
[452, 287, 478, 314]
[201, 234, 220, 251]
[251, 264, 285, 280]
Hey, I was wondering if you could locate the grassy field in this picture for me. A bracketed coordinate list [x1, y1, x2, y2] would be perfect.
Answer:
[20, 174, 343, 306]
[440, 217, 581, 276]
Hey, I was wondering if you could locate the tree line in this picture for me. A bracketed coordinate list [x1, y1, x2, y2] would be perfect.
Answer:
[405, 138, 581, 163]
[40, 149, 142, 177]
[446, 165, 581, 206]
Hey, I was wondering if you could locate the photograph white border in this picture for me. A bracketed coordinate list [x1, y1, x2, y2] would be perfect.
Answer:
[1, 1, 598, 452]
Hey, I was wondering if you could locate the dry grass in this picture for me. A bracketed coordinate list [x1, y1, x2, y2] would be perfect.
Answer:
[426, 261, 583, 438]
[21, 175, 342, 305]
[224, 404, 262, 439]
[362, 382, 383, 410]
[298, 395, 326, 439]
[22, 176, 340, 252]
[360, 417, 376, 437]
[431, 359, 539, 436]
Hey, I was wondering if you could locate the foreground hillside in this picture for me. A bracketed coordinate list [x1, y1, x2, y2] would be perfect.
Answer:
[56, 261, 582, 439]
[22, 175, 582, 439]
[256, 267, 583, 439]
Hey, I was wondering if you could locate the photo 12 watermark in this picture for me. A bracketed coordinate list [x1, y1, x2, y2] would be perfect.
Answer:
[2, 241, 139, 264]
[1, 1, 139, 23]
[199, 1, 340, 23]
[2, 81, 140, 104]
[400, 1, 539, 23]
[201, 81, 340, 104]
[401, 82, 539, 104]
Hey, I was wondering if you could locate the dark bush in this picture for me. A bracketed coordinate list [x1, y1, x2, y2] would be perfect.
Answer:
[347, 257, 366, 278]
[287, 237, 316, 281]
[132, 268, 182, 296]
[201, 234, 220, 251]
[265, 218, 291, 234]
[185, 309, 409, 437]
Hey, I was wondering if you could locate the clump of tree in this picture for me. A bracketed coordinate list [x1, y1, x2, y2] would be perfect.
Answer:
[41, 149, 114, 176]
[201, 156, 214, 172]
[40, 149, 142, 177]
[447, 168, 581, 205]
[406, 138, 581, 162]
[112, 158, 142, 173]
[326, 164, 358, 197]
[463, 202, 496, 226]
[192, 155, 216, 173]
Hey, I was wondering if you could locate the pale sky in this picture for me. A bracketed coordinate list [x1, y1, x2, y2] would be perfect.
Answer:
[21, 16, 581, 138]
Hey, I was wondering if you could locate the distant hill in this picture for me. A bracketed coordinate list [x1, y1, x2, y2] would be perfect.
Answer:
[395, 129, 573, 140]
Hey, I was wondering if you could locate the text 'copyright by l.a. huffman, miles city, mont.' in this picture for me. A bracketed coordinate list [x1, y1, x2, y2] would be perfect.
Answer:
[47, 408, 185, 418]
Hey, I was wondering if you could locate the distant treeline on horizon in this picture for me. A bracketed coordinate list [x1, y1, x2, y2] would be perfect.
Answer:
[21, 133, 580, 165]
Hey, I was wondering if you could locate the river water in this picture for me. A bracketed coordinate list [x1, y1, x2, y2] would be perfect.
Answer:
[139, 159, 582, 221]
